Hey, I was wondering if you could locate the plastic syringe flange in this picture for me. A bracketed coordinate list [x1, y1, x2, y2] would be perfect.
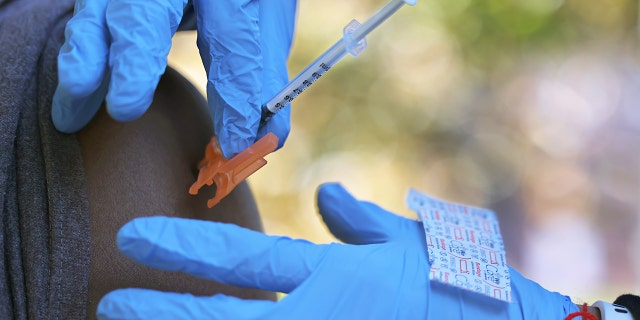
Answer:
[189, 133, 279, 207]
[344, 20, 367, 57]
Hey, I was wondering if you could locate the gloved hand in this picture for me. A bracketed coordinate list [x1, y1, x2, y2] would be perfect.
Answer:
[96, 183, 578, 319]
[97, 183, 431, 319]
[53, 0, 295, 158]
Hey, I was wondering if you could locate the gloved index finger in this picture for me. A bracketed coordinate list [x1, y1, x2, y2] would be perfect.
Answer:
[103, 0, 186, 121]
[255, 0, 297, 150]
[117, 216, 328, 294]
[192, 0, 262, 159]
[53, 0, 110, 133]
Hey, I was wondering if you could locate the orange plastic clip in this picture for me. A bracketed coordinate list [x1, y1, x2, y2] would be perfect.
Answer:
[189, 133, 278, 208]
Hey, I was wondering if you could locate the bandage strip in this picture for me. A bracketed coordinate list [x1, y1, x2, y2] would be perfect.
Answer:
[189, 133, 279, 207]
[407, 189, 512, 302]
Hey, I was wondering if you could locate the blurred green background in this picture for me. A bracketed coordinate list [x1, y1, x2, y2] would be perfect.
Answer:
[169, 0, 639, 304]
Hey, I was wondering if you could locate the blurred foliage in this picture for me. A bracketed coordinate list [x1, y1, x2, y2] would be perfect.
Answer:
[169, 0, 640, 304]
[438, 0, 638, 69]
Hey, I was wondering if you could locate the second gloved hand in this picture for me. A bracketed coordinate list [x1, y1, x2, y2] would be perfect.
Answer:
[96, 183, 431, 319]
[95, 183, 577, 319]
[53, 0, 296, 158]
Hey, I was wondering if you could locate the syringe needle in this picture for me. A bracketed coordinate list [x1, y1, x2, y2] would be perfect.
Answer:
[260, 0, 416, 125]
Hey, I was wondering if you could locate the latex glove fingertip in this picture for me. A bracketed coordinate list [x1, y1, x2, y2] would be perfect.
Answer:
[116, 217, 169, 257]
[97, 289, 202, 320]
[105, 79, 158, 122]
[317, 183, 419, 245]
[317, 182, 351, 205]
[51, 77, 109, 133]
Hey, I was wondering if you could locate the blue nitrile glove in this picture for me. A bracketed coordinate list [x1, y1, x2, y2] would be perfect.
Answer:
[53, 0, 295, 158]
[96, 183, 578, 319]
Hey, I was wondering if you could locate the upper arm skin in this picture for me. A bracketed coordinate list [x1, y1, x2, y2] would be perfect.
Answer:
[77, 67, 275, 318]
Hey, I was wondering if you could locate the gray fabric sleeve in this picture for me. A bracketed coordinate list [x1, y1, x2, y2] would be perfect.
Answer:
[0, 0, 91, 319]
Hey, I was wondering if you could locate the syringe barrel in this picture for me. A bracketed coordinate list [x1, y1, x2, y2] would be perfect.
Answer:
[260, 0, 412, 124]
[262, 40, 347, 117]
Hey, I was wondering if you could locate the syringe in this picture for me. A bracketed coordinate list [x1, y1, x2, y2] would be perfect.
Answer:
[190, 0, 416, 208]
[260, 0, 416, 124]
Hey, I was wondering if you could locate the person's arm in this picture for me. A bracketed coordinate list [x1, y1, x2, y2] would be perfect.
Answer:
[77, 67, 275, 316]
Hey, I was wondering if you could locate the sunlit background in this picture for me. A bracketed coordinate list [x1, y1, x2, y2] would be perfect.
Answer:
[169, 0, 640, 304]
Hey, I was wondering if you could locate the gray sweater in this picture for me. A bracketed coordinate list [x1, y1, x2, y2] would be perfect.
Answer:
[0, 0, 91, 318]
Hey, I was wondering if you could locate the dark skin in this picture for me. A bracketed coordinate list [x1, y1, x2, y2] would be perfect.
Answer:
[77, 67, 275, 318]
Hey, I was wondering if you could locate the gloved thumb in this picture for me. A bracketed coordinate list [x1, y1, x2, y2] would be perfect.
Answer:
[316, 183, 422, 245]
[256, 0, 296, 150]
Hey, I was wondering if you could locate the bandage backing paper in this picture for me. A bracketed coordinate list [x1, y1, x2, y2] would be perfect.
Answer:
[407, 189, 512, 302]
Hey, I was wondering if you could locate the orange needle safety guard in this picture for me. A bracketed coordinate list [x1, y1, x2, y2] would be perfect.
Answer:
[189, 133, 278, 208]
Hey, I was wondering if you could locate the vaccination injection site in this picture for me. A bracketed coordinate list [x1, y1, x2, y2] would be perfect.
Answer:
[1, 0, 639, 319]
